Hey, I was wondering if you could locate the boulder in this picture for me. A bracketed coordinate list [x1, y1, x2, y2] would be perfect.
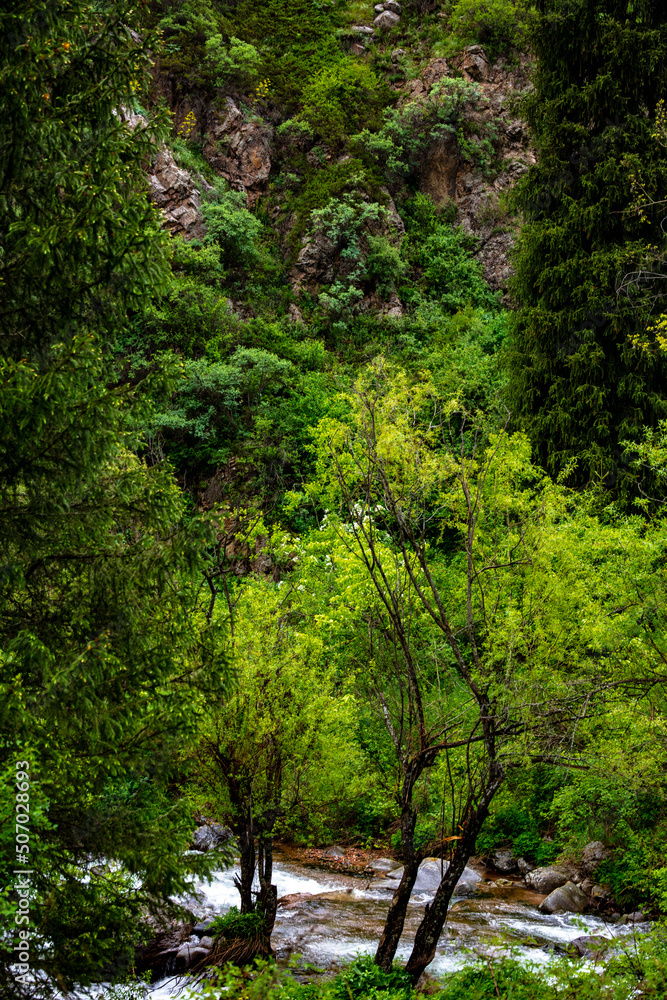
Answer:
[369, 857, 402, 872]
[193, 917, 215, 936]
[199, 935, 214, 949]
[192, 822, 233, 852]
[148, 148, 204, 240]
[374, 10, 400, 28]
[288, 303, 305, 324]
[517, 858, 534, 875]
[350, 42, 367, 56]
[351, 24, 375, 35]
[324, 845, 346, 858]
[525, 865, 573, 894]
[538, 881, 589, 915]
[491, 849, 516, 873]
[385, 0, 402, 11]
[581, 841, 612, 876]
[570, 934, 610, 958]
[385, 858, 481, 895]
[374, 3, 385, 10]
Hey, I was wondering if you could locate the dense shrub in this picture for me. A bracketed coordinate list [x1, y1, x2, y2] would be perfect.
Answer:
[450, 0, 534, 55]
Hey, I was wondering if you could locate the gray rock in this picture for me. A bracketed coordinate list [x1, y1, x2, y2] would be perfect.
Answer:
[288, 303, 304, 324]
[148, 148, 204, 240]
[369, 857, 402, 872]
[391, 48, 406, 62]
[570, 934, 610, 958]
[374, 10, 400, 28]
[492, 849, 516, 873]
[525, 865, 573, 894]
[351, 24, 375, 35]
[385, 858, 481, 895]
[384, 0, 401, 11]
[581, 841, 612, 875]
[324, 845, 346, 858]
[193, 918, 215, 936]
[192, 822, 233, 852]
[198, 936, 214, 949]
[538, 880, 589, 915]
[517, 857, 534, 875]
[374, 3, 385, 10]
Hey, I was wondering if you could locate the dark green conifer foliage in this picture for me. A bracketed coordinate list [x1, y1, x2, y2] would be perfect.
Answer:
[508, 0, 667, 485]
[0, 3, 228, 994]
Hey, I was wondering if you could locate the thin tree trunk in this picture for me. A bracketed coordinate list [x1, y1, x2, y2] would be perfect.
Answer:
[375, 764, 424, 970]
[404, 769, 504, 984]
[234, 811, 255, 913]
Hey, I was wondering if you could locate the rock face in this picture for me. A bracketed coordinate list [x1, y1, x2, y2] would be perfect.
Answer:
[192, 821, 233, 852]
[148, 148, 205, 239]
[538, 880, 589, 915]
[407, 48, 535, 293]
[525, 864, 574, 894]
[203, 98, 271, 207]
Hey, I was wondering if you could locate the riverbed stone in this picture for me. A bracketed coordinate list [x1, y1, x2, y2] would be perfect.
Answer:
[193, 917, 215, 935]
[492, 849, 516, 872]
[199, 935, 214, 949]
[570, 934, 611, 958]
[538, 880, 589, 915]
[324, 845, 346, 857]
[383, 858, 481, 895]
[369, 857, 402, 872]
[516, 857, 534, 875]
[192, 821, 233, 852]
[525, 864, 573, 894]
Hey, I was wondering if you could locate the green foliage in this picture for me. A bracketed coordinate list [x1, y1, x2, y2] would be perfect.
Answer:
[352, 78, 482, 183]
[507, 0, 667, 486]
[450, 0, 534, 56]
[331, 955, 413, 1000]
[209, 906, 266, 940]
[295, 61, 388, 144]
[155, 0, 261, 90]
[202, 190, 264, 268]
[0, 3, 229, 993]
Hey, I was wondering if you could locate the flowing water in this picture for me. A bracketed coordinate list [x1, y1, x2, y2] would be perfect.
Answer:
[147, 848, 615, 997]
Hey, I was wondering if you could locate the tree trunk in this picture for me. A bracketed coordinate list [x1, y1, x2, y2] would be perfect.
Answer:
[404, 770, 504, 984]
[375, 763, 424, 970]
[234, 810, 255, 913]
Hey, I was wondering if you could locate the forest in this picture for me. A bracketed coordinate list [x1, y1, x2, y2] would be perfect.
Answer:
[3, 0, 667, 998]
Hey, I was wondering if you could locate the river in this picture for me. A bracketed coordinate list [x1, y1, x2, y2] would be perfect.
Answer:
[147, 848, 614, 997]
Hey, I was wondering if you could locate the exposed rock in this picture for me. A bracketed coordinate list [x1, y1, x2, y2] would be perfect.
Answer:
[203, 98, 271, 207]
[620, 910, 646, 924]
[148, 148, 204, 239]
[288, 303, 305, 324]
[385, 0, 402, 12]
[391, 48, 407, 62]
[459, 44, 490, 82]
[525, 865, 575, 894]
[277, 891, 315, 908]
[134, 915, 195, 978]
[581, 841, 612, 876]
[383, 291, 404, 318]
[539, 881, 589, 915]
[350, 42, 367, 56]
[374, 3, 386, 10]
[517, 858, 534, 875]
[374, 10, 401, 28]
[590, 883, 612, 907]
[491, 849, 516, 873]
[422, 57, 452, 92]
[192, 822, 234, 852]
[351, 24, 375, 35]
[198, 935, 214, 949]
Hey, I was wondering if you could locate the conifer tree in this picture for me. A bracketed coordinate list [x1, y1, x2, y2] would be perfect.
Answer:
[508, 0, 667, 486]
[0, 3, 227, 993]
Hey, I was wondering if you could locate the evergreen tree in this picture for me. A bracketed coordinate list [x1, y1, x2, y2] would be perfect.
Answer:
[507, 0, 667, 486]
[0, 3, 227, 994]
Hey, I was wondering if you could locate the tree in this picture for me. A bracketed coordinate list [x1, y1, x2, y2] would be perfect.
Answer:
[304, 358, 646, 982]
[0, 3, 228, 994]
[507, 0, 667, 488]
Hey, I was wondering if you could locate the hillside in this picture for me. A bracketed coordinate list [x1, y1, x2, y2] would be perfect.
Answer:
[3, 2, 667, 999]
